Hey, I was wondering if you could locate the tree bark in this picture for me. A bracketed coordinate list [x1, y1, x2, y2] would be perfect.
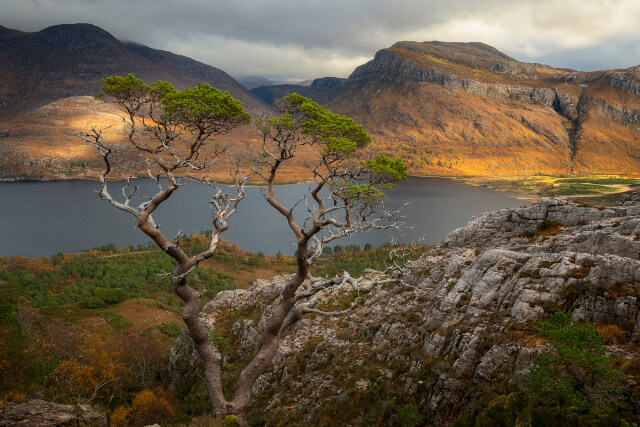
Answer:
[172, 268, 228, 417]
[230, 268, 307, 416]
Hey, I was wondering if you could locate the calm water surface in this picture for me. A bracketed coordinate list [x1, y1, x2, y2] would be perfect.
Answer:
[0, 177, 526, 257]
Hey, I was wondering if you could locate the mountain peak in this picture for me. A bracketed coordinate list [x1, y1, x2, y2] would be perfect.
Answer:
[390, 40, 517, 67]
[33, 23, 121, 49]
[348, 39, 549, 85]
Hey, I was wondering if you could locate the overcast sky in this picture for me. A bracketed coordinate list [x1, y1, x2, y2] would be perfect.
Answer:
[2, 0, 640, 82]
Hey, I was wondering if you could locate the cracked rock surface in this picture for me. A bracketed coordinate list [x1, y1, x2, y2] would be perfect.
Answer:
[0, 400, 106, 426]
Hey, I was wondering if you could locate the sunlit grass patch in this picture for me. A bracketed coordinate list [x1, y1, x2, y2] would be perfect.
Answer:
[470, 173, 639, 196]
[555, 175, 640, 185]
[545, 183, 612, 196]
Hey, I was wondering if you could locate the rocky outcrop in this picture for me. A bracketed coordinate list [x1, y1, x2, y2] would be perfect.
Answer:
[171, 194, 640, 424]
[558, 67, 640, 97]
[0, 400, 106, 426]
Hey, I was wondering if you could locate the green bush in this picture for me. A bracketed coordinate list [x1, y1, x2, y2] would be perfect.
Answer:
[222, 415, 239, 426]
[398, 403, 424, 427]
[87, 297, 107, 309]
[524, 312, 625, 414]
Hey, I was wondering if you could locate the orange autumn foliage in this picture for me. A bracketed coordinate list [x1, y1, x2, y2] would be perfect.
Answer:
[130, 389, 175, 426]
[109, 406, 130, 427]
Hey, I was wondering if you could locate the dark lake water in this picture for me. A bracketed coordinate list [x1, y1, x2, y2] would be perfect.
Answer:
[0, 177, 526, 258]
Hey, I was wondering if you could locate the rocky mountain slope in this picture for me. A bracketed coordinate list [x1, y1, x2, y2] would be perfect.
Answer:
[0, 23, 268, 117]
[171, 194, 640, 424]
[324, 41, 640, 176]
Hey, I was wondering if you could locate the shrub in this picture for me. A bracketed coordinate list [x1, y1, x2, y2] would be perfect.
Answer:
[222, 414, 239, 426]
[130, 389, 175, 426]
[398, 403, 424, 427]
[523, 312, 625, 413]
[86, 297, 106, 309]
[596, 324, 625, 344]
[0, 295, 56, 393]
[109, 406, 130, 427]
[537, 219, 561, 233]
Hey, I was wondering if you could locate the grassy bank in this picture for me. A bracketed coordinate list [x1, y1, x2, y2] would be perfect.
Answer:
[465, 174, 640, 202]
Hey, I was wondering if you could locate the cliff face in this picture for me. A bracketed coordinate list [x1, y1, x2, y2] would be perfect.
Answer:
[327, 42, 640, 176]
[171, 194, 640, 424]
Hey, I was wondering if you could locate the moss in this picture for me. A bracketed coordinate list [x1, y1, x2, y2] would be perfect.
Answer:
[457, 293, 471, 308]
[518, 269, 541, 279]
[562, 280, 640, 308]
[314, 289, 359, 313]
[537, 260, 558, 269]
[567, 266, 591, 279]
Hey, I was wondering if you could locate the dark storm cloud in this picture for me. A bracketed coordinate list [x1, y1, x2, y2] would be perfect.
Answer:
[2, 0, 639, 79]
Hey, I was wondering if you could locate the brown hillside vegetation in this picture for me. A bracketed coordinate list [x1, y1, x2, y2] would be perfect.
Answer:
[0, 96, 312, 182]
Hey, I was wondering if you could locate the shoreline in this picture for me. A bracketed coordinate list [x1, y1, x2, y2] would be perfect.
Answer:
[1, 173, 638, 199]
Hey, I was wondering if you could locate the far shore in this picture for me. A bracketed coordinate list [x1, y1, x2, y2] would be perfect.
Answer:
[1, 173, 639, 201]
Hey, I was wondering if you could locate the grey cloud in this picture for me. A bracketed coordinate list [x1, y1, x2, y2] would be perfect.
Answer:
[516, 42, 640, 71]
[1, 0, 639, 79]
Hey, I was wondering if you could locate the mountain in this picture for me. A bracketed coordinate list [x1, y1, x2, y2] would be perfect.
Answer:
[0, 23, 269, 117]
[0, 95, 264, 181]
[0, 23, 276, 181]
[320, 41, 640, 176]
